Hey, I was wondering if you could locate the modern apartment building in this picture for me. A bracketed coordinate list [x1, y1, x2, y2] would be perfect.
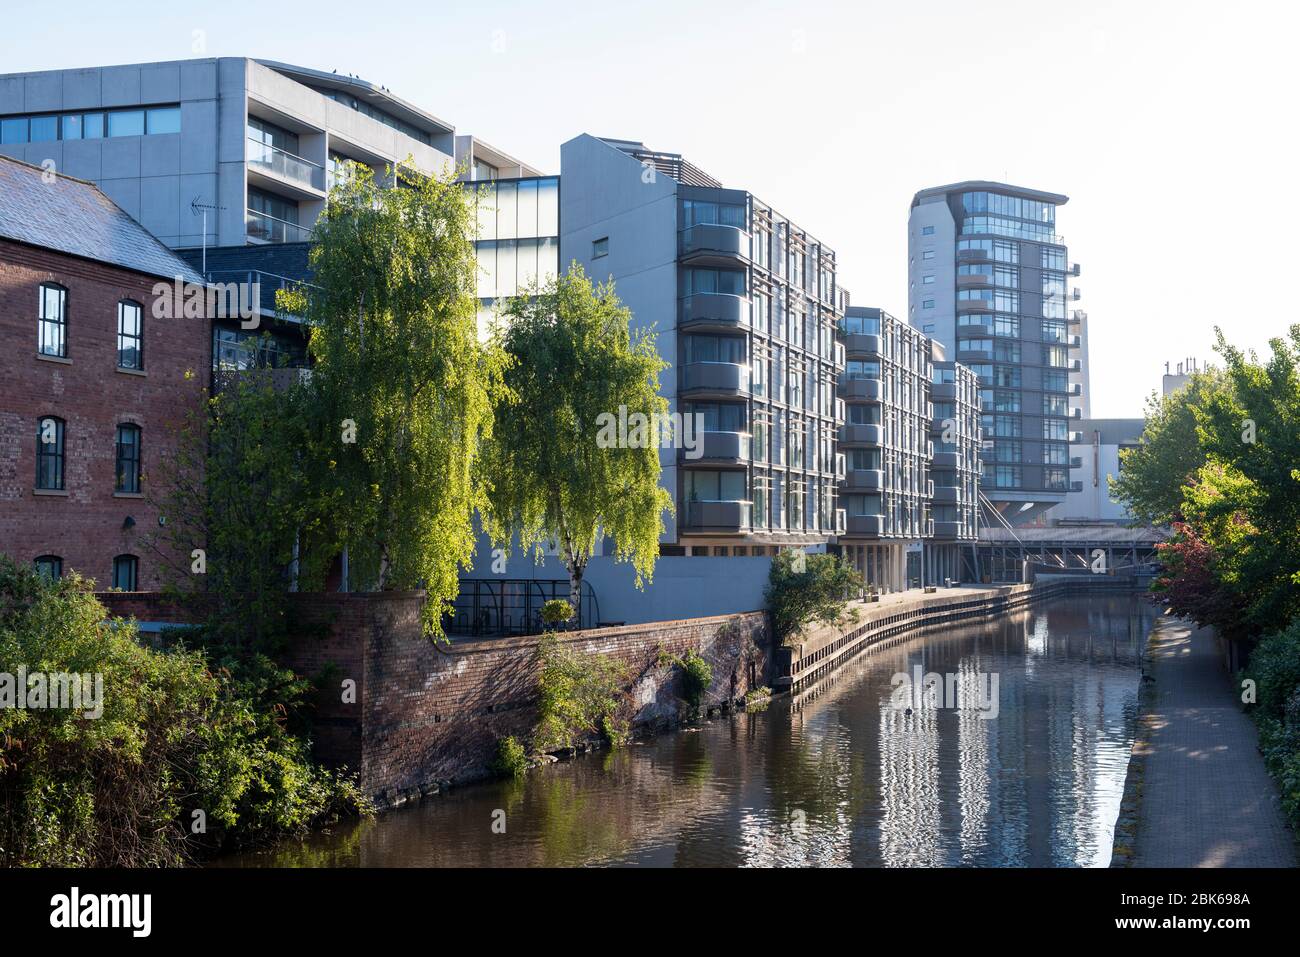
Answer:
[836, 307, 981, 590]
[0, 155, 209, 589]
[0, 58, 545, 367]
[837, 306, 931, 588]
[908, 182, 1085, 525]
[560, 135, 848, 554]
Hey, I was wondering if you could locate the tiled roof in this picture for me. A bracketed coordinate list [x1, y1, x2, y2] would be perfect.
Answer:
[0, 155, 203, 284]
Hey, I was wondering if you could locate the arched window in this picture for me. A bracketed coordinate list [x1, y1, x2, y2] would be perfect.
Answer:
[112, 554, 138, 591]
[117, 299, 143, 370]
[36, 416, 65, 490]
[34, 556, 63, 581]
[38, 283, 67, 357]
[115, 423, 141, 493]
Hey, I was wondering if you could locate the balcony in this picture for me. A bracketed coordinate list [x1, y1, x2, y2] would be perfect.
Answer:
[1068, 382, 1082, 396]
[681, 430, 750, 463]
[834, 398, 846, 423]
[957, 347, 993, 364]
[840, 423, 884, 447]
[1070, 309, 1087, 324]
[956, 247, 992, 263]
[680, 361, 750, 397]
[1067, 334, 1082, 349]
[678, 224, 749, 265]
[1069, 359, 1082, 372]
[933, 451, 959, 469]
[1070, 262, 1082, 277]
[956, 298, 992, 313]
[246, 209, 313, 244]
[1070, 407, 1082, 419]
[843, 469, 884, 491]
[956, 272, 993, 288]
[957, 320, 991, 338]
[835, 508, 847, 536]
[839, 378, 883, 402]
[682, 499, 751, 532]
[679, 293, 750, 333]
[246, 137, 325, 194]
[932, 485, 960, 504]
[844, 514, 883, 537]
[931, 381, 956, 400]
[1069, 431, 1084, 443]
[1071, 288, 1082, 301]
[842, 333, 883, 357]
[835, 453, 846, 480]
[932, 521, 964, 541]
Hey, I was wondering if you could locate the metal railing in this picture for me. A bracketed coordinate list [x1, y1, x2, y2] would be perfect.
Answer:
[247, 136, 326, 191]
[246, 209, 313, 244]
[447, 579, 602, 638]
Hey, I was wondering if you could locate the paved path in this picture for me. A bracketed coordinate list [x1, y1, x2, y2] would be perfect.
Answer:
[1130, 617, 1297, 867]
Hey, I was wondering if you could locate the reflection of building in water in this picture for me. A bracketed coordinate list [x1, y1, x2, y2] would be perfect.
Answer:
[956, 655, 991, 860]
[878, 658, 942, 865]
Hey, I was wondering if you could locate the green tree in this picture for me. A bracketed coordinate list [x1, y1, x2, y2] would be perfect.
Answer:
[281, 164, 506, 639]
[1111, 368, 1226, 525]
[147, 371, 315, 652]
[765, 551, 865, 643]
[486, 264, 673, 615]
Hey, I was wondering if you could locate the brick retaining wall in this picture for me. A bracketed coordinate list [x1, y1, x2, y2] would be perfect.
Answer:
[281, 593, 772, 806]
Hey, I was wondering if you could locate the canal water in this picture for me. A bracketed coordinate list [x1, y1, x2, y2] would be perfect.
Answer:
[225, 595, 1154, 868]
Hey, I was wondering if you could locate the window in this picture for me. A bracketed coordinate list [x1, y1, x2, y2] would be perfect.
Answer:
[38, 283, 67, 357]
[922, 299, 934, 310]
[922, 250, 935, 260]
[107, 110, 145, 137]
[117, 300, 143, 370]
[680, 200, 746, 228]
[146, 107, 181, 134]
[472, 159, 498, 181]
[922, 225, 935, 236]
[922, 274, 935, 284]
[34, 556, 63, 581]
[684, 469, 746, 502]
[683, 268, 745, 297]
[115, 424, 142, 493]
[36, 417, 65, 490]
[592, 236, 608, 259]
[112, 555, 138, 591]
[684, 334, 745, 364]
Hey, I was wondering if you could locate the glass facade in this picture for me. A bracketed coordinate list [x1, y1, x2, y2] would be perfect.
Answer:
[470, 177, 560, 334]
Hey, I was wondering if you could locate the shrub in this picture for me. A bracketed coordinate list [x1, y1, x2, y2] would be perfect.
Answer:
[533, 636, 629, 752]
[541, 599, 575, 628]
[678, 649, 712, 711]
[1242, 618, 1300, 720]
[765, 550, 865, 643]
[0, 555, 370, 867]
[492, 736, 529, 779]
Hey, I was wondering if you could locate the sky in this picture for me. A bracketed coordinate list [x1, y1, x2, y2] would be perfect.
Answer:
[4, 0, 1296, 417]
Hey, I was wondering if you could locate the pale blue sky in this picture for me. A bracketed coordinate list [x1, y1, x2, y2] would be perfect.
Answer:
[5, 0, 1295, 416]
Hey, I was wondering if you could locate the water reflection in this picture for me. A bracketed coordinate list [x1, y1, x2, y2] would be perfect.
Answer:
[224, 596, 1151, 868]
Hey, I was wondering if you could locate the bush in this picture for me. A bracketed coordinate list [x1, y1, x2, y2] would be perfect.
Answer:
[765, 550, 865, 643]
[541, 599, 575, 628]
[1242, 618, 1300, 720]
[492, 736, 529, 779]
[533, 636, 629, 752]
[0, 555, 370, 866]
[678, 649, 712, 711]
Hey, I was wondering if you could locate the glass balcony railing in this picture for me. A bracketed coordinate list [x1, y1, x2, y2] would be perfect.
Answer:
[247, 137, 326, 191]
[246, 209, 313, 244]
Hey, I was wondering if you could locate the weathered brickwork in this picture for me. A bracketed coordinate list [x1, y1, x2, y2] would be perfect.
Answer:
[0, 237, 207, 587]
[280, 593, 772, 805]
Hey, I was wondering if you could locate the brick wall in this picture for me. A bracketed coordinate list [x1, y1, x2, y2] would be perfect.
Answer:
[281, 592, 772, 805]
[0, 237, 208, 588]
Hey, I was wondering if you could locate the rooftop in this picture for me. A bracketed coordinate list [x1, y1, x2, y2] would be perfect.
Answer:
[0, 155, 203, 283]
[911, 180, 1069, 208]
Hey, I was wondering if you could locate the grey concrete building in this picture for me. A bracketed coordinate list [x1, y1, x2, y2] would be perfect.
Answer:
[0, 57, 537, 247]
[908, 182, 1086, 525]
[559, 135, 848, 554]
[836, 307, 981, 591]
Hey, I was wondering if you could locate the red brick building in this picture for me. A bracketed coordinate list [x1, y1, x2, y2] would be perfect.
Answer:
[0, 155, 209, 590]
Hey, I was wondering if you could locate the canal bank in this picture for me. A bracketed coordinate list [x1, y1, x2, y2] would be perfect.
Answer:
[1111, 617, 1298, 867]
[226, 592, 1153, 867]
[274, 575, 1148, 809]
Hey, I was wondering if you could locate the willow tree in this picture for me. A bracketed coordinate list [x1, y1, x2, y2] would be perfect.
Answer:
[280, 164, 505, 639]
[486, 265, 672, 617]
